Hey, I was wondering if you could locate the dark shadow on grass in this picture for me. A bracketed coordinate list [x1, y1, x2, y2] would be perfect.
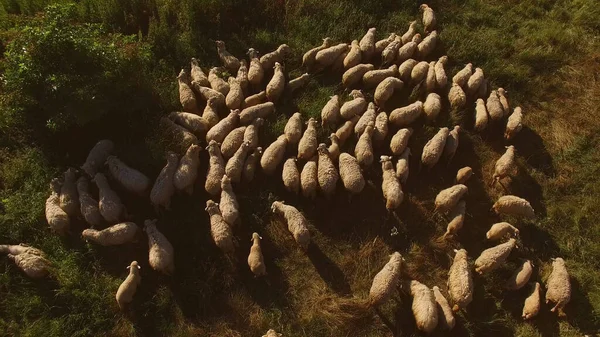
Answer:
[306, 242, 352, 296]
[565, 277, 600, 335]
[510, 126, 556, 177]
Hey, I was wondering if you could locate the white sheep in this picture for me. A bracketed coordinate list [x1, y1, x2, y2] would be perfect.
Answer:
[190, 58, 209, 87]
[282, 158, 300, 194]
[287, 73, 310, 95]
[397, 33, 421, 64]
[244, 117, 263, 149]
[301, 157, 318, 199]
[221, 126, 246, 158]
[338, 153, 365, 195]
[474, 98, 489, 132]
[448, 83, 466, 109]
[506, 259, 533, 290]
[390, 128, 413, 155]
[389, 101, 424, 127]
[226, 77, 244, 110]
[220, 175, 240, 226]
[248, 233, 267, 276]
[244, 90, 266, 108]
[81, 139, 114, 177]
[396, 148, 411, 184]
[317, 143, 339, 199]
[262, 329, 282, 337]
[82, 222, 138, 246]
[421, 127, 449, 169]
[160, 117, 199, 151]
[487, 90, 504, 121]
[455, 166, 473, 184]
[355, 122, 375, 167]
[409, 280, 439, 334]
[493, 195, 535, 219]
[467, 67, 484, 96]
[174, 144, 201, 195]
[93, 173, 124, 224]
[215, 40, 240, 73]
[355, 102, 377, 136]
[452, 63, 473, 88]
[143, 219, 174, 275]
[191, 81, 226, 108]
[261, 135, 288, 175]
[115, 261, 141, 310]
[239, 102, 275, 124]
[523, 282, 542, 320]
[374, 77, 403, 107]
[266, 62, 285, 102]
[368, 252, 403, 306]
[0, 244, 50, 278]
[359, 27, 376, 61]
[448, 249, 473, 311]
[505, 106, 523, 141]
[380, 156, 404, 210]
[298, 118, 318, 160]
[498, 88, 510, 116]
[208, 67, 230, 96]
[433, 286, 456, 330]
[225, 141, 251, 183]
[340, 90, 367, 120]
[494, 141, 517, 179]
[375, 33, 397, 54]
[315, 43, 349, 68]
[107, 155, 151, 196]
[303, 38, 333, 70]
[425, 61, 437, 92]
[363, 65, 398, 88]
[169, 111, 210, 135]
[283, 113, 303, 145]
[381, 36, 402, 67]
[243, 147, 263, 182]
[474, 238, 517, 274]
[335, 116, 360, 145]
[444, 200, 466, 238]
[546, 257, 571, 314]
[177, 69, 199, 114]
[237, 59, 249, 94]
[411, 61, 429, 84]
[150, 152, 178, 210]
[205, 200, 235, 254]
[417, 30, 438, 59]
[260, 44, 290, 71]
[443, 125, 461, 163]
[271, 201, 311, 250]
[328, 134, 341, 162]
[373, 111, 389, 146]
[77, 176, 103, 227]
[321, 95, 341, 129]
[401, 20, 418, 44]
[486, 222, 519, 241]
[342, 63, 375, 88]
[344, 40, 362, 69]
[59, 168, 79, 216]
[435, 56, 448, 89]
[399, 59, 418, 82]
[420, 4, 437, 33]
[205, 140, 226, 196]
[206, 109, 239, 144]
[423, 93, 442, 122]
[202, 97, 221, 128]
[247, 48, 264, 88]
[435, 184, 468, 213]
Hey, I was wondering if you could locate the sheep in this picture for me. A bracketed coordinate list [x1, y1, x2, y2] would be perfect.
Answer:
[244, 90, 266, 108]
[82, 222, 138, 246]
[205, 140, 226, 196]
[492, 145, 517, 185]
[247, 48, 264, 88]
[342, 63, 375, 88]
[115, 261, 141, 310]
[523, 282, 542, 320]
[82, 139, 114, 177]
[262, 329, 282, 337]
[359, 27, 376, 61]
[93, 173, 124, 224]
[493, 195, 535, 219]
[546, 257, 571, 314]
[425, 61, 437, 92]
[417, 31, 438, 59]
[190, 58, 210, 87]
[374, 77, 403, 107]
[59, 168, 79, 216]
[77, 177, 103, 227]
[221, 126, 246, 158]
[435, 56, 448, 89]
[375, 33, 397, 54]
[409, 280, 439, 334]
[206, 109, 239, 144]
[160, 117, 199, 152]
[244, 117, 263, 150]
[237, 59, 249, 94]
[478, 78, 489, 99]
[177, 69, 199, 114]
[390, 128, 413, 155]
[344, 40, 362, 69]
[433, 286, 456, 330]
[399, 59, 419, 82]
[315, 43, 349, 68]
[328, 134, 341, 162]
[260, 44, 290, 71]
[448, 83, 466, 109]
[505, 107, 523, 141]
[220, 175, 240, 226]
[243, 147, 262, 182]
[498, 88, 510, 116]
[381, 36, 402, 67]
[487, 90, 504, 122]
[396, 148, 411, 184]
[215, 40, 240, 73]
[456, 166, 473, 184]
[205, 200, 235, 254]
[331, 48, 349, 72]
[380, 156, 404, 210]
[396, 34, 421, 64]
[239, 102, 275, 124]
[282, 158, 301, 194]
[435, 184, 468, 213]
[467, 67, 484, 96]
[340, 90, 367, 119]
[174, 144, 201, 195]
[355, 102, 377, 136]
[169, 111, 210, 135]
[281, 113, 303, 145]
[208, 67, 230, 96]
[271, 201, 311, 250]
[363, 65, 398, 88]
[143, 219, 174, 275]
[338, 153, 365, 195]
[287, 73, 310, 95]
[317, 144, 339, 199]
[150, 152, 178, 210]
[506, 259, 533, 290]
[444, 200, 466, 238]
[248, 233, 267, 276]
[355, 122, 375, 167]
[389, 101, 424, 127]
[373, 111, 389, 145]
[191, 80, 226, 107]
[452, 63, 473, 88]
[368, 252, 403, 306]
[423, 93, 442, 122]
[303, 37, 333, 70]
[421, 127, 450, 169]
[335, 116, 360, 145]
[486, 222, 519, 241]
[225, 141, 251, 183]
[420, 4, 437, 32]
[261, 135, 288, 175]
[401, 20, 418, 44]
[474, 98, 489, 132]
[226, 77, 244, 110]
[474, 238, 517, 274]
[443, 125, 461, 163]
[448, 249, 473, 311]
[301, 157, 318, 199]
[266, 62, 285, 102]
[107, 156, 150, 196]
[202, 97, 221, 128]
[411, 61, 429, 84]
[1, 244, 50, 279]
[321, 95, 341, 129]
[298, 118, 318, 160]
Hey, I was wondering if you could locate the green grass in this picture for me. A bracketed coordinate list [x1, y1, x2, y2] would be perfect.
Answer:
[1, 0, 600, 336]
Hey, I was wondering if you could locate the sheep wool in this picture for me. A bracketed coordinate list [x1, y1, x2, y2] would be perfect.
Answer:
[287, 73, 310, 95]
[355, 122, 375, 167]
[456, 166, 473, 184]
[282, 158, 300, 194]
[340, 90, 367, 119]
[474, 238, 517, 274]
[373, 111, 389, 145]
[374, 77, 403, 107]
[144, 219, 174, 275]
[344, 40, 362, 69]
[174, 144, 201, 195]
[381, 36, 402, 67]
[396, 148, 411, 184]
[467, 67, 484, 96]
[390, 128, 413, 155]
[116, 261, 141, 309]
[493, 195, 535, 219]
[435, 184, 468, 213]
[205, 140, 226, 196]
[315, 43, 349, 68]
[261, 135, 288, 175]
[321, 95, 341, 128]
[389, 101, 424, 127]
[445, 200, 466, 237]
[410, 280, 439, 334]
[417, 31, 438, 59]
[239, 102, 275, 124]
[435, 56, 448, 89]
[317, 144, 339, 199]
[363, 65, 398, 88]
[401, 20, 418, 44]
[448, 249, 473, 311]
[282, 113, 303, 145]
[506, 260, 533, 290]
[420, 4, 437, 32]
[355, 102, 377, 136]
[160, 117, 199, 152]
[411, 61, 429, 84]
[380, 156, 404, 210]
[150, 152, 178, 210]
[248, 233, 267, 276]
[243, 147, 262, 182]
[260, 44, 290, 71]
[474, 98, 489, 132]
[448, 83, 466, 109]
[338, 153, 365, 194]
[247, 48, 264, 87]
[486, 222, 519, 241]
[190, 58, 209, 87]
[399, 59, 418, 82]
[396, 34, 421, 64]
[226, 77, 244, 110]
[423, 93, 442, 122]
[546, 258, 571, 313]
[375, 33, 397, 54]
[107, 156, 150, 196]
[368, 252, 403, 306]
[82, 139, 114, 177]
[335, 116, 360, 145]
[205, 200, 235, 254]
[498, 88, 510, 117]
[0, 244, 50, 279]
[523, 282, 542, 320]
[266, 62, 285, 102]
[478, 78, 489, 98]
[177, 69, 199, 114]
[271, 201, 311, 250]
[82, 222, 139, 246]
[244, 117, 263, 149]
[215, 40, 240, 73]
[244, 90, 266, 108]
[359, 27, 376, 61]
[202, 98, 221, 128]
[298, 118, 318, 160]
[77, 176, 103, 227]
[443, 125, 461, 163]
[342, 63, 375, 88]
[505, 106, 523, 141]
[220, 175, 240, 226]
[221, 126, 246, 158]
[300, 157, 319, 199]
[237, 59, 249, 94]
[191, 81, 226, 107]
[425, 61, 437, 92]
[169, 111, 210, 135]
[433, 286, 456, 330]
[487, 90, 504, 121]
[206, 109, 239, 144]
[303, 38, 333, 69]
[452, 63, 473, 88]
[94, 173, 124, 224]
[328, 134, 341, 162]
[421, 127, 449, 169]
[59, 168, 79, 216]
[262, 329, 282, 337]
[225, 141, 251, 183]
[208, 67, 230, 96]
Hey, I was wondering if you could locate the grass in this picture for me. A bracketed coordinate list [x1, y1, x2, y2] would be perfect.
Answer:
[1, 0, 600, 336]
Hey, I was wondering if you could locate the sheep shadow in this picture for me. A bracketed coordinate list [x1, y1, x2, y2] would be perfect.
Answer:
[565, 277, 600, 335]
[516, 126, 556, 178]
[306, 242, 352, 296]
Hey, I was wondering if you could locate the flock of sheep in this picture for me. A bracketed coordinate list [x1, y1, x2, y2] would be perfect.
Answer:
[0, 4, 573, 336]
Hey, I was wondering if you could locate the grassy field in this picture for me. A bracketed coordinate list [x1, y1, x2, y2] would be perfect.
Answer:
[1, 0, 600, 336]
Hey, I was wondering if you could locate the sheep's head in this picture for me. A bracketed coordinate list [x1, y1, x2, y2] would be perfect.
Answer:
[49, 178, 62, 193]
[388, 32, 398, 40]
[251, 232, 262, 241]
[177, 69, 187, 81]
[143, 219, 158, 231]
[453, 125, 461, 133]
[64, 168, 78, 181]
[388, 64, 398, 73]
[271, 201, 283, 213]
[230, 109, 240, 118]
[228, 77, 238, 85]
[206, 140, 219, 152]
[412, 34, 422, 43]
[498, 87, 507, 96]
[552, 257, 565, 267]
[76, 176, 89, 191]
[317, 143, 328, 154]
[438, 55, 448, 64]
[278, 44, 290, 54]
[167, 152, 179, 165]
[410, 20, 418, 27]
[277, 134, 289, 145]
[419, 4, 430, 11]
[247, 48, 259, 58]
[329, 133, 339, 143]
[307, 118, 317, 127]
[323, 37, 333, 47]
[430, 30, 438, 37]
[191, 58, 199, 66]
[127, 261, 141, 272]
[350, 89, 363, 99]
[253, 118, 264, 127]
[215, 40, 225, 50]
[367, 102, 375, 110]
[187, 144, 202, 156]
[367, 27, 376, 33]
[205, 200, 218, 212]
[221, 174, 231, 187]
[406, 127, 414, 136]
[466, 63, 473, 71]
[253, 147, 263, 157]
[239, 59, 247, 68]
[351, 39, 359, 47]
[379, 155, 392, 163]
[365, 122, 375, 134]
[476, 98, 484, 106]
[274, 62, 283, 71]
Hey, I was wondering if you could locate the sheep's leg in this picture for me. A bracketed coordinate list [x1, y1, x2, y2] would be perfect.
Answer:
[498, 180, 508, 192]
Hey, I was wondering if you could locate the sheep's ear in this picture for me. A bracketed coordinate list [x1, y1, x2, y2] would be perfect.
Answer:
[137, 265, 141, 270]
[259, 236, 263, 240]
[126, 266, 131, 269]
[453, 249, 459, 253]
